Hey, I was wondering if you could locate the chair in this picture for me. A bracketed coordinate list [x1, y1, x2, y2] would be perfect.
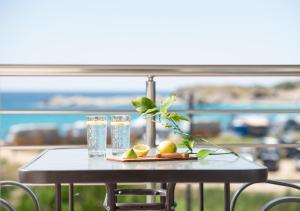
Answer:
[230, 180, 300, 211]
[0, 180, 41, 211]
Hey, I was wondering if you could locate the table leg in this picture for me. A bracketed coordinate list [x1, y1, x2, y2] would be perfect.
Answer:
[166, 183, 176, 211]
[69, 183, 74, 211]
[199, 183, 204, 211]
[224, 183, 230, 211]
[186, 184, 192, 211]
[160, 183, 167, 204]
[105, 183, 117, 211]
[55, 183, 61, 211]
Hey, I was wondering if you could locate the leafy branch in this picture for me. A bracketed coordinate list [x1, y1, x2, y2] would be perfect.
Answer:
[131, 95, 237, 159]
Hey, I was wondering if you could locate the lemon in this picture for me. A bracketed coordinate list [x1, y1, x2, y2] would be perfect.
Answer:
[133, 144, 150, 157]
[122, 148, 138, 159]
[157, 140, 177, 153]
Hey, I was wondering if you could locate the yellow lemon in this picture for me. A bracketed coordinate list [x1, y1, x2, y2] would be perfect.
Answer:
[122, 148, 138, 159]
[133, 144, 150, 157]
[157, 140, 177, 153]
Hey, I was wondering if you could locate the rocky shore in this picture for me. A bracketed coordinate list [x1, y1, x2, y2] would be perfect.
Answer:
[176, 81, 300, 105]
[40, 95, 185, 107]
[4, 81, 300, 146]
[38, 81, 300, 108]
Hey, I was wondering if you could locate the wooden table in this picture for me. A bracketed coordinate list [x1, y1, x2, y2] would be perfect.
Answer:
[19, 148, 268, 211]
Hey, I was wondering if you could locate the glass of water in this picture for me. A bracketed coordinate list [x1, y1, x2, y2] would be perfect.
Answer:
[111, 115, 130, 155]
[86, 116, 107, 157]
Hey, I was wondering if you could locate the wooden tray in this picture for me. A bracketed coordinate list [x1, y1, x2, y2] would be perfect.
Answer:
[106, 153, 197, 162]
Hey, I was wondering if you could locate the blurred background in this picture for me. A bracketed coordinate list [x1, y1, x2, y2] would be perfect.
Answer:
[1, 0, 300, 210]
[1, 76, 300, 210]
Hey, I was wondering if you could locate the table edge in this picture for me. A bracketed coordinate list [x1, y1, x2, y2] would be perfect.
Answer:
[18, 148, 268, 184]
[19, 168, 268, 184]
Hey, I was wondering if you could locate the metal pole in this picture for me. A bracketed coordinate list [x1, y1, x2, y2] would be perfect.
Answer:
[146, 76, 156, 204]
[160, 183, 167, 204]
[55, 183, 61, 211]
[166, 183, 176, 211]
[224, 183, 230, 211]
[146, 76, 156, 147]
[186, 184, 192, 211]
[69, 183, 74, 211]
[199, 183, 204, 211]
[186, 93, 194, 211]
[188, 92, 194, 135]
[104, 183, 117, 211]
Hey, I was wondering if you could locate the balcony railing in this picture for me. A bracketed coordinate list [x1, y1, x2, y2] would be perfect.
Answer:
[1, 65, 300, 210]
[1, 64, 300, 76]
[1, 64, 300, 148]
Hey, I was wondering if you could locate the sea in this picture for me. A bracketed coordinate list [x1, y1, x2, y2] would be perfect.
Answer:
[0, 91, 297, 142]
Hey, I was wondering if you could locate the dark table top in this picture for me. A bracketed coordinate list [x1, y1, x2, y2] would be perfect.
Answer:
[19, 148, 268, 184]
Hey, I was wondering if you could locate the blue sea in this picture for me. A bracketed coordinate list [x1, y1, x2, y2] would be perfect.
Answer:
[0, 92, 165, 141]
[0, 92, 297, 141]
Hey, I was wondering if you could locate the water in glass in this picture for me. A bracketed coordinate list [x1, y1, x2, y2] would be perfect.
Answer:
[86, 116, 107, 157]
[111, 115, 130, 155]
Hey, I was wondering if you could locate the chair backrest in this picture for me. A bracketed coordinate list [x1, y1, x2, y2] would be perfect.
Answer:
[0, 198, 15, 211]
[230, 180, 300, 211]
[0, 180, 41, 211]
[260, 196, 300, 211]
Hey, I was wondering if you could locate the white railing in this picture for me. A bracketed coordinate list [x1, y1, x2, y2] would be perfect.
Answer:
[1, 64, 300, 148]
[2, 65, 300, 210]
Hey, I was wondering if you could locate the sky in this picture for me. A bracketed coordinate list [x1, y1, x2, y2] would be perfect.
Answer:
[0, 0, 300, 91]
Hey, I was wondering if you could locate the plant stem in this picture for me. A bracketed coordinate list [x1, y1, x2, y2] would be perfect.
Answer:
[189, 152, 237, 156]
[168, 118, 237, 156]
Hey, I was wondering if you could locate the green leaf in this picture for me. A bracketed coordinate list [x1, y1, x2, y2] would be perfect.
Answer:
[177, 139, 194, 152]
[174, 115, 190, 122]
[160, 95, 176, 113]
[144, 107, 159, 114]
[185, 140, 194, 152]
[165, 112, 176, 119]
[131, 97, 157, 114]
[196, 149, 215, 159]
[166, 113, 189, 122]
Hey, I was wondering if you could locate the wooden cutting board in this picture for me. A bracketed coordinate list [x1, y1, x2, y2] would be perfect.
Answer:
[106, 153, 197, 162]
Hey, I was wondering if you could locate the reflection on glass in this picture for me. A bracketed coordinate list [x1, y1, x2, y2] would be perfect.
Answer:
[111, 115, 131, 155]
[86, 116, 107, 157]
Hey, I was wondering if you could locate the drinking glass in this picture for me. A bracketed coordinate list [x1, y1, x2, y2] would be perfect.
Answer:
[111, 115, 130, 155]
[86, 116, 107, 157]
